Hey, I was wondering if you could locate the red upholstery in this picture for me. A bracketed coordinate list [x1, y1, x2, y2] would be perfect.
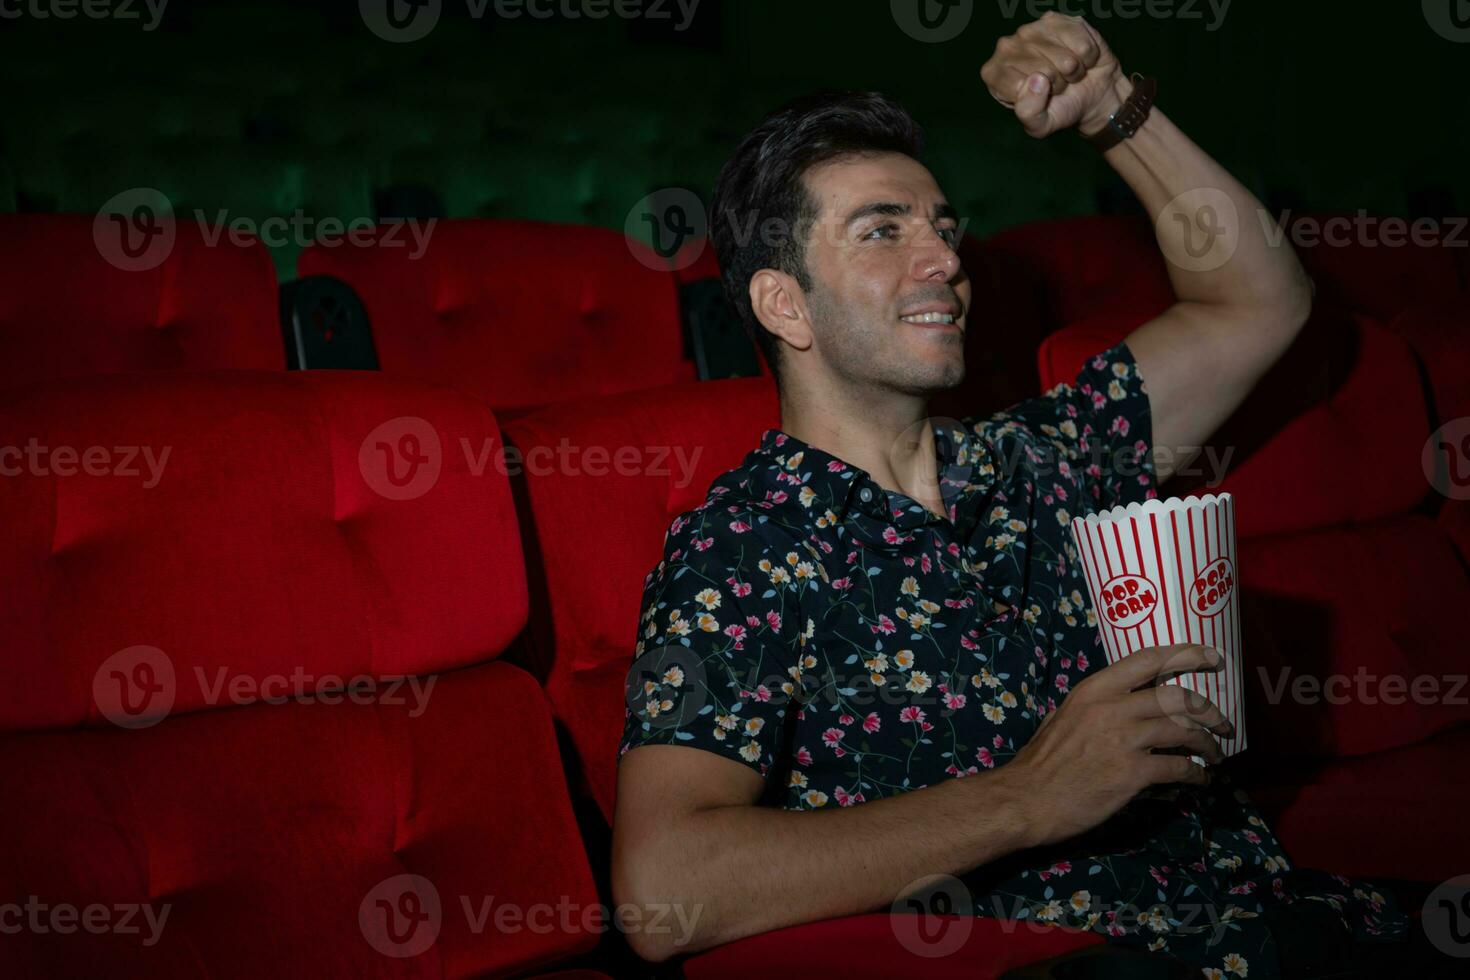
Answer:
[0, 372, 528, 726]
[1038, 313, 1430, 540]
[972, 214, 1175, 340]
[1244, 726, 1470, 882]
[918, 233, 1056, 420]
[682, 915, 1102, 979]
[1034, 312, 1146, 403]
[1239, 515, 1470, 758]
[0, 214, 282, 390]
[1390, 296, 1470, 424]
[666, 235, 721, 284]
[1388, 298, 1470, 569]
[503, 377, 780, 821]
[984, 211, 1465, 341]
[984, 211, 1467, 366]
[0, 372, 598, 977]
[299, 219, 694, 415]
[1286, 211, 1465, 323]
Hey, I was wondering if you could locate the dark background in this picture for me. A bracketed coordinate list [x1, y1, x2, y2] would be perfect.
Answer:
[1, 0, 1464, 277]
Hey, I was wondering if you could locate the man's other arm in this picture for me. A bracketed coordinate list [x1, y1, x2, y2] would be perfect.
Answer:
[612, 644, 1230, 962]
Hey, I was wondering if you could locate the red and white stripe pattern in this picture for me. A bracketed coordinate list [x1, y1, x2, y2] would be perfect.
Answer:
[1069, 493, 1245, 758]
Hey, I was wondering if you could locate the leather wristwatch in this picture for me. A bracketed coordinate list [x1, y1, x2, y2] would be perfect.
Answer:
[1084, 73, 1158, 152]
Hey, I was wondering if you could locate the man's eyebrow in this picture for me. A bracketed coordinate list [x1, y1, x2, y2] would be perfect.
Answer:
[843, 201, 960, 227]
[844, 201, 910, 227]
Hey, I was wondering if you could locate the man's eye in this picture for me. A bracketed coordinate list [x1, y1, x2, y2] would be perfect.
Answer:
[939, 227, 960, 247]
[865, 224, 899, 241]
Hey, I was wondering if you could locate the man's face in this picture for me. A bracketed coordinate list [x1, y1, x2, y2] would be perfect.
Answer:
[794, 151, 970, 396]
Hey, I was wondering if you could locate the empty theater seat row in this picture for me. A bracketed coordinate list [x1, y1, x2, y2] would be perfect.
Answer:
[0, 214, 760, 415]
[4, 210, 1466, 414]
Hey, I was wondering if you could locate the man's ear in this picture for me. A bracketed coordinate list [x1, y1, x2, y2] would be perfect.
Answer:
[749, 268, 813, 352]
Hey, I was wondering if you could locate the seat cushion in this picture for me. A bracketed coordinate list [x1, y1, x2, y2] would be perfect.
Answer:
[0, 660, 599, 978]
[0, 214, 282, 390]
[1239, 725, 1470, 882]
[682, 914, 1103, 980]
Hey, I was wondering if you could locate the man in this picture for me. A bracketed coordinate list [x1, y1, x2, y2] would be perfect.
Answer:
[611, 13, 1424, 978]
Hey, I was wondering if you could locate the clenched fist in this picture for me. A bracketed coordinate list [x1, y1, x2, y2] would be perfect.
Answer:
[980, 12, 1128, 139]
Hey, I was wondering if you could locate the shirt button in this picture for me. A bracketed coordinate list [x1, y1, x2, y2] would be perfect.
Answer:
[859, 487, 874, 504]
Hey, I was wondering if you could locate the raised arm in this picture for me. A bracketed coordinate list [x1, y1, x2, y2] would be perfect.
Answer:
[982, 12, 1312, 482]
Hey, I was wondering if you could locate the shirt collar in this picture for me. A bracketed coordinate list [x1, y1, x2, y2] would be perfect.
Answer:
[753, 422, 997, 535]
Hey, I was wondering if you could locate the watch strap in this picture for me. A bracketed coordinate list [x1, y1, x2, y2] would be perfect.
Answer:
[1085, 73, 1158, 152]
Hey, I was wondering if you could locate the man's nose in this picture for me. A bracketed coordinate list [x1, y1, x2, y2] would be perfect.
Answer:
[912, 239, 961, 283]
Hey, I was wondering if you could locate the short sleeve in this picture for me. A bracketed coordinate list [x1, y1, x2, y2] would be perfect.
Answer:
[616, 504, 801, 782]
[999, 340, 1156, 512]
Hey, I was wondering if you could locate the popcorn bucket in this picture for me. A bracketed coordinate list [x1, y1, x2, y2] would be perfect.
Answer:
[1069, 494, 1245, 759]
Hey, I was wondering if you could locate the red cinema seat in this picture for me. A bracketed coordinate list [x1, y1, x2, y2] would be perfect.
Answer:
[681, 915, 1101, 980]
[976, 210, 1468, 350]
[503, 376, 780, 822]
[0, 372, 603, 978]
[663, 235, 721, 284]
[298, 219, 695, 417]
[1037, 313, 1470, 882]
[503, 378, 1107, 973]
[1389, 296, 1470, 430]
[1284, 211, 1465, 323]
[0, 214, 281, 390]
[925, 232, 1065, 421]
[971, 214, 1176, 341]
[1390, 297, 1470, 566]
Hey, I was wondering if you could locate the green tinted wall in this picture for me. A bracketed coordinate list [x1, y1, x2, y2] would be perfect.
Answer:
[1, 0, 1462, 277]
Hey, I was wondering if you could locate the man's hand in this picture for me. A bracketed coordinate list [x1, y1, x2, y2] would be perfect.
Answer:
[1008, 643, 1234, 847]
[980, 12, 1126, 139]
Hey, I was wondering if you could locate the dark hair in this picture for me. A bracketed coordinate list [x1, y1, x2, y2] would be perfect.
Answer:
[710, 91, 926, 384]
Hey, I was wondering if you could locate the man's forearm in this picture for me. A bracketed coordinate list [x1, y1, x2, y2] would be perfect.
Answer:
[1090, 73, 1312, 324]
[613, 767, 1037, 961]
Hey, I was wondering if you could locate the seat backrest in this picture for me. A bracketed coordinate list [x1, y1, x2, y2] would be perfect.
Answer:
[973, 214, 1177, 339]
[503, 377, 780, 820]
[978, 211, 1467, 344]
[1037, 310, 1430, 539]
[1286, 211, 1465, 323]
[0, 214, 282, 390]
[1390, 295, 1470, 426]
[299, 219, 695, 416]
[0, 371, 597, 977]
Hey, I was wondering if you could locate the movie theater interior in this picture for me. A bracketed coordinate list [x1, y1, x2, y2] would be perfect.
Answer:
[2, 1, 1467, 977]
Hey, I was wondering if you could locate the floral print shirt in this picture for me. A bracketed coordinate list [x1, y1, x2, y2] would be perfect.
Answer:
[618, 342, 1409, 977]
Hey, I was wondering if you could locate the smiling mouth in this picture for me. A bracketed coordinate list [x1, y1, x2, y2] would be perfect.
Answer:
[899, 312, 957, 326]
